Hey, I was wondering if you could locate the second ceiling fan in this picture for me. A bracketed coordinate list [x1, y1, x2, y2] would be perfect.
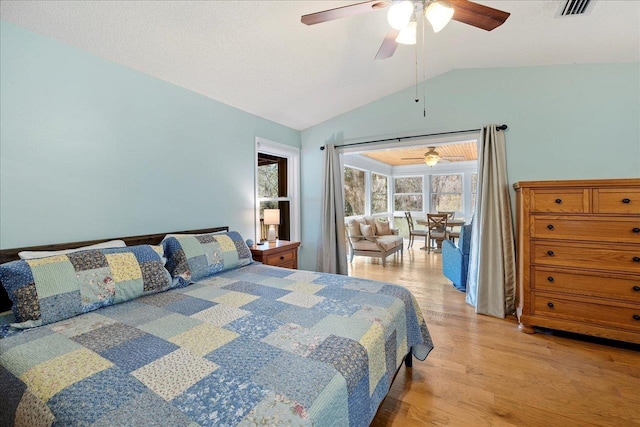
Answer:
[301, 0, 511, 60]
[402, 146, 464, 166]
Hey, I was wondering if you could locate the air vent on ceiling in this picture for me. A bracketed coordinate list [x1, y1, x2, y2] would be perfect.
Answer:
[558, 0, 595, 17]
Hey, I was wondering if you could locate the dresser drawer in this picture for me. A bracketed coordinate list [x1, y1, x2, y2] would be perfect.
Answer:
[531, 216, 640, 243]
[250, 241, 300, 270]
[530, 189, 588, 213]
[264, 249, 296, 266]
[533, 267, 640, 302]
[532, 241, 640, 273]
[594, 188, 640, 214]
[532, 293, 640, 331]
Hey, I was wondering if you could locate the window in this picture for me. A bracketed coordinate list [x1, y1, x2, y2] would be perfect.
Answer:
[344, 167, 366, 217]
[394, 176, 423, 211]
[430, 174, 462, 212]
[256, 138, 299, 242]
[371, 173, 388, 214]
[471, 173, 478, 213]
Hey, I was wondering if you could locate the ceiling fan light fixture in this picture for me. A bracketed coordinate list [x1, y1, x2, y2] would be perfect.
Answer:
[395, 21, 417, 45]
[387, 1, 414, 30]
[425, 154, 440, 167]
[424, 147, 441, 166]
[425, 1, 454, 33]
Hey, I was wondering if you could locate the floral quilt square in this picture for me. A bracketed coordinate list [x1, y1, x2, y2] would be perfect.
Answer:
[308, 335, 368, 394]
[261, 323, 328, 357]
[131, 348, 217, 401]
[105, 253, 142, 283]
[71, 322, 145, 353]
[100, 334, 179, 373]
[225, 313, 282, 341]
[276, 292, 324, 309]
[171, 368, 267, 426]
[251, 351, 336, 408]
[137, 313, 203, 340]
[67, 250, 108, 271]
[20, 348, 112, 402]
[47, 366, 147, 425]
[169, 323, 238, 356]
[163, 296, 216, 317]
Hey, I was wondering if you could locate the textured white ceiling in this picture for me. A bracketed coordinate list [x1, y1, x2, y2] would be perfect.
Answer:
[1, 1, 638, 130]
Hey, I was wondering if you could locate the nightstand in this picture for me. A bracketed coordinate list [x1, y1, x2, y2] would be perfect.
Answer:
[250, 240, 301, 269]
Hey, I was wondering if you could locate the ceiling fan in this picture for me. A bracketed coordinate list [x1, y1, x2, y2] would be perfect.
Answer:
[301, 0, 511, 60]
[401, 146, 464, 166]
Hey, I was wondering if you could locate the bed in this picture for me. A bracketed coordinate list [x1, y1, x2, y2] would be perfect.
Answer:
[0, 227, 433, 427]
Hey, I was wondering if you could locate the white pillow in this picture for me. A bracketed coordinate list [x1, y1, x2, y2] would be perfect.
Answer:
[18, 239, 127, 260]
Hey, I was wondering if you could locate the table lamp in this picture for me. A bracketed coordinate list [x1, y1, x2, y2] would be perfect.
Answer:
[263, 209, 280, 242]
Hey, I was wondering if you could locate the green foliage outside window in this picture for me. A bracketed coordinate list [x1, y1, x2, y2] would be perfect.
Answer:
[394, 176, 423, 211]
[430, 175, 462, 212]
[371, 173, 388, 214]
[258, 163, 279, 198]
[344, 167, 365, 217]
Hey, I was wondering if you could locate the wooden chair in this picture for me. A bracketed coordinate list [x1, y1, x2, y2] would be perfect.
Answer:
[438, 211, 459, 243]
[404, 212, 428, 249]
[426, 213, 449, 253]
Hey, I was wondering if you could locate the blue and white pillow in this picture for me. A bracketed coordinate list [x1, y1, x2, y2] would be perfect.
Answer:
[162, 231, 252, 285]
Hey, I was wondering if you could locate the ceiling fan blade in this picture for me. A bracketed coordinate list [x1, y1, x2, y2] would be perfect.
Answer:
[448, 0, 510, 31]
[375, 28, 400, 60]
[301, 1, 389, 26]
[401, 157, 424, 160]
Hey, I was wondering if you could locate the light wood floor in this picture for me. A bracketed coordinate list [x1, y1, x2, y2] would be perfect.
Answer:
[349, 246, 640, 427]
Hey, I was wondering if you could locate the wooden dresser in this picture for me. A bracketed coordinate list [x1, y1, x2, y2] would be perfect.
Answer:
[250, 240, 300, 269]
[514, 178, 640, 344]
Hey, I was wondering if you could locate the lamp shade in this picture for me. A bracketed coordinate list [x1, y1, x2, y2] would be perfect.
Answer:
[263, 209, 280, 225]
[395, 21, 417, 45]
[425, 1, 454, 33]
[387, 1, 414, 30]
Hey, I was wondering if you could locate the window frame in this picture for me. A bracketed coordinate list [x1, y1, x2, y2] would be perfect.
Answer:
[343, 165, 368, 219]
[429, 173, 464, 215]
[255, 137, 300, 243]
[370, 172, 389, 215]
[393, 175, 424, 214]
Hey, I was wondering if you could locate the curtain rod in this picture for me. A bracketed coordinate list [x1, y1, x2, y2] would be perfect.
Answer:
[319, 124, 507, 150]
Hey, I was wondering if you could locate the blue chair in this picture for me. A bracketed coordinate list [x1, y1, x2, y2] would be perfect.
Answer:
[442, 223, 472, 292]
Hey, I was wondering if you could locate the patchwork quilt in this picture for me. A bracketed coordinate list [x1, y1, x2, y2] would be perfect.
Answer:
[0, 264, 433, 427]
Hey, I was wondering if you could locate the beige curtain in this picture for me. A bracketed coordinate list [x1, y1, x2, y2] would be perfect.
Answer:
[317, 144, 348, 274]
[465, 125, 516, 318]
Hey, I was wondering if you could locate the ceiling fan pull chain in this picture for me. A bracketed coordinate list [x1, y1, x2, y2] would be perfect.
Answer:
[414, 30, 419, 103]
[422, 10, 427, 118]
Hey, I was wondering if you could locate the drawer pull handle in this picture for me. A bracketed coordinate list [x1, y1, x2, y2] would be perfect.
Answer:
[633, 228, 640, 233]
[280, 256, 285, 260]
[622, 198, 631, 204]
[547, 224, 554, 230]
[555, 199, 562, 204]
[547, 250, 555, 257]
[547, 302, 554, 309]
[634, 257, 640, 263]
[634, 314, 640, 321]
[547, 276, 554, 282]
[633, 286, 640, 292]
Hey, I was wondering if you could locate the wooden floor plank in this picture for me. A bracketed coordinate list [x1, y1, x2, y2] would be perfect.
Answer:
[354, 247, 640, 426]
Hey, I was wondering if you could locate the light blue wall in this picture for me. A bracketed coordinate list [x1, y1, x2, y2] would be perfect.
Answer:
[3, 20, 638, 269]
[300, 63, 640, 270]
[0, 21, 300, 248]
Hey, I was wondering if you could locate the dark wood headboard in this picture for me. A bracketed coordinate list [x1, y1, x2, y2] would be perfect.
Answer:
[0, 226, 229, 312]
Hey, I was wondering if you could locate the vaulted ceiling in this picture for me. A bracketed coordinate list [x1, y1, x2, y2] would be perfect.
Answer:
[1, 1, 638, 130]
